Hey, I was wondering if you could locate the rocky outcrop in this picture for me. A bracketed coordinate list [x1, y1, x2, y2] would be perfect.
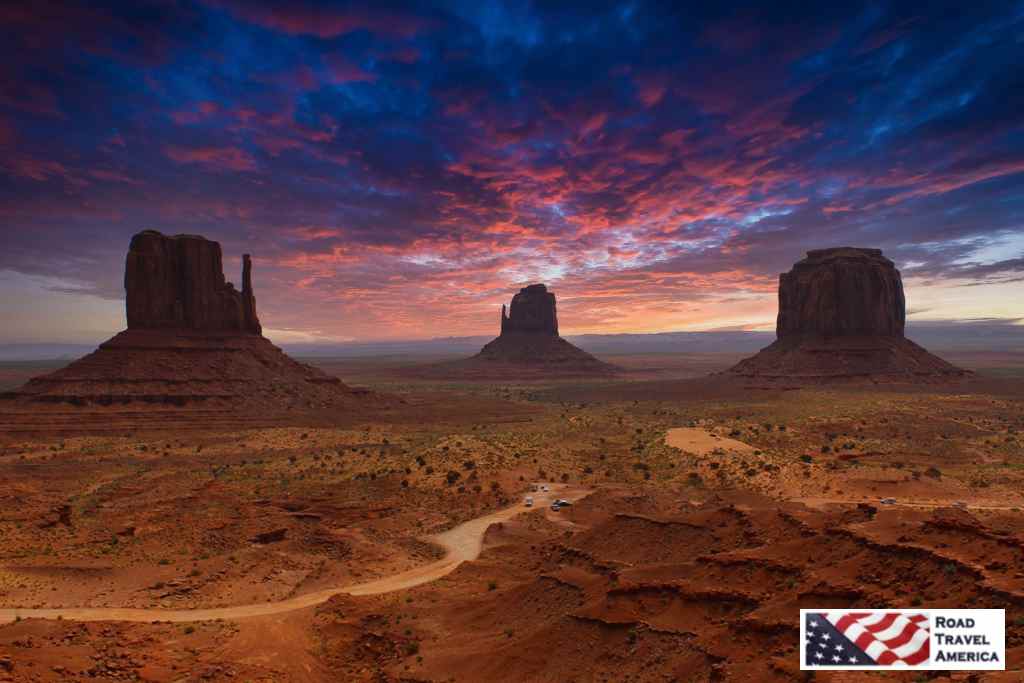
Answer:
[726, 247, 967, 383]
[125, 230, 261, 334]
[0, 230, 386, 430]
[427, 283, 616, 378]
[501, 284, 558, 336]
[776, 248, 904, 339]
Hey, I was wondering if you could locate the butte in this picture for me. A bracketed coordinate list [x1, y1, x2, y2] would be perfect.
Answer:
[407, 284, 617, 379]
[725, 247, 968, 383]
[0, 230, 382, 433]
[445, 284, 617, 378]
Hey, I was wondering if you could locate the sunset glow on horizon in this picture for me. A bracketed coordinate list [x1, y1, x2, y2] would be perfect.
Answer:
[1, 1, 1022, 344]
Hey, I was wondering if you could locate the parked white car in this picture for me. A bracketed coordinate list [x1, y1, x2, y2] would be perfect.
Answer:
[524, 496, 533, 507]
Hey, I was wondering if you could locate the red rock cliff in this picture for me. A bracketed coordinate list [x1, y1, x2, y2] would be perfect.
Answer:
[500, 283, 558, 336]
[776, 247, 905, 339]
[124, 230, 261, 334]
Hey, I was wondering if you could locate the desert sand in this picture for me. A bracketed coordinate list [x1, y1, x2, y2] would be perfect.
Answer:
[0, 483, 587, 624]
[2, 358, 1023, 681]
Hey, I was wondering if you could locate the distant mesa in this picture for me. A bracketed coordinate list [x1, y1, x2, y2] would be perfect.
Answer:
[450, 284, 617, 377]
[726, 247, 968, 383]
[500, 283, 558, 336]
[1, 230, 382, 432]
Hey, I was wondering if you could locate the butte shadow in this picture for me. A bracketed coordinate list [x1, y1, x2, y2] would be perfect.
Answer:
[724, 247, 969, 384]
[406, 284, 619, 380]
[0, 230, 389, 433]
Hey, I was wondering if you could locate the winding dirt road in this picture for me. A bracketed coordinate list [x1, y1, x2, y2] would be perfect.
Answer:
[0, 484, 589, 625]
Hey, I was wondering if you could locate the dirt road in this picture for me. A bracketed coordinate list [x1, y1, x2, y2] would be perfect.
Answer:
[0, 484, 589, 624]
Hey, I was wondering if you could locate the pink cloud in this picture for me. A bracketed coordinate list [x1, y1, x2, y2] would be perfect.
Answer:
[164, 145, 258, 172]
[208, 1, 430, 39]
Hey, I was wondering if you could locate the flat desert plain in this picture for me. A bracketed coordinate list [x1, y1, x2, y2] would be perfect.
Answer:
[1, 351, 1023, 682]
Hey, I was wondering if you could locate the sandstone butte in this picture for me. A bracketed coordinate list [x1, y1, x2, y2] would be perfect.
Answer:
[471, 284, 617, 375]
[124, 230, 262, 334]
[726, 247, 967, 382]
[417, 283, 617, 379]
[0, 230, 381, 431]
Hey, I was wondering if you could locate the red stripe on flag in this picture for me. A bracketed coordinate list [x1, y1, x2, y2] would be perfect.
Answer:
[881, 621, 920, 649]
[902, 639, 930, 666]
[863, 613, 899, 633]
[834, 614, 860, 633]
[853, 631, 877, 652]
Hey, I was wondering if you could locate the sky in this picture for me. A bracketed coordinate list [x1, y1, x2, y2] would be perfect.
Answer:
[1, 0, 1022, 345]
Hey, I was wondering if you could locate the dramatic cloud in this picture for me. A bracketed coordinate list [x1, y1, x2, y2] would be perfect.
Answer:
[0, 0, 1021, 343]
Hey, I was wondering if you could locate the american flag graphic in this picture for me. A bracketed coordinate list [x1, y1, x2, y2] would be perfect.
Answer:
[805, 612, 930, 666]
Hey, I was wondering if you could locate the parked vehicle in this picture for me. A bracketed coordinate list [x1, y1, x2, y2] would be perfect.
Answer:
[524, 496, 533, 507]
